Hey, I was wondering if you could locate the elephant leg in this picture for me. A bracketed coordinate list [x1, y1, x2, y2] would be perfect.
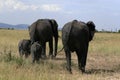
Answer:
[81, 43, 89, 73]
[19, 50, 23, 58]
[31, 52, 35, 63]
[76, 50, 82, 71]
[54, 36, 58, 57]
[49, 38, 53, 58]
[25, 52, 29, 58]
[32, 59, 35, 63]
[64, 46, 72, 74]
[41, 43, 46, 59]
[36, 54, 40, 63]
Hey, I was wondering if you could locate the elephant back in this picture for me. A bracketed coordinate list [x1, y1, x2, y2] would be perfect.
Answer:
[62, 20, 78, 46]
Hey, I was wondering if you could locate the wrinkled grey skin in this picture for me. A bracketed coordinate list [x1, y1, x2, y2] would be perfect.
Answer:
[29, 19, 58, 58]
[62, 20, 96, 73]
[31, 42, 42, 63]
[18, 39, 31, 58]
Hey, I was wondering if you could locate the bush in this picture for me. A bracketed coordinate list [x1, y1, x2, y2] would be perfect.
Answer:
[118, 30, 120, 33]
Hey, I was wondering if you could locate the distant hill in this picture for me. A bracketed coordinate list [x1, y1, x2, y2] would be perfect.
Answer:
[0, 22, 29, 30]
[0, 22, 62, 30]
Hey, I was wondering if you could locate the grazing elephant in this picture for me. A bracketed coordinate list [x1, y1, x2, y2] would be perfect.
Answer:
[29, 19, 58, 58]
[18, 39, 31, 58]
[31, 42, 42, 63]
[62, 20, 96, 73]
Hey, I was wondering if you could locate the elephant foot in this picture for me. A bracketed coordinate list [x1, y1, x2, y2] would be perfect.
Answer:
[80, 67, 85, 73]
[32, 59, 35, 64]
[25, 55, 29, 58]
[54, 53, 57, 57]
[66, 66, 72, 74]
[53, 54, 57, 59]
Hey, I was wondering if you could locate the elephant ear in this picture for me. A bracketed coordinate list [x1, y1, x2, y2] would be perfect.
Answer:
[51, 19, 58, 28]
[49, 19, 58, 36]
[86, 21, 96, 41]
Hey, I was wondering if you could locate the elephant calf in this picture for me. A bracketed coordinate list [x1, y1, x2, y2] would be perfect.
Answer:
[18, 39, 31, 58]
[31, 42, 42, 63]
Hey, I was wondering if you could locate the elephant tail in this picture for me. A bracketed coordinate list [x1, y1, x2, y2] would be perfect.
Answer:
[57, 20, 77, 54]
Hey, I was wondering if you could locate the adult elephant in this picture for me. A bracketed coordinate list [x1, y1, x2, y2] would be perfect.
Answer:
[29, 19, 58, 58]
[62, 20, 96, 73]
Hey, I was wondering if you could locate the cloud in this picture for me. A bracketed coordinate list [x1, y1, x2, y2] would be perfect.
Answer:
[0, 0, 32, 11]
[0, 0, 62, 12]
[41, 4, 61, 12]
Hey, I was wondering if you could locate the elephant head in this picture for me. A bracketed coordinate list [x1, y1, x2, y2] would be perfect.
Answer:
[86, 21, 96, 41]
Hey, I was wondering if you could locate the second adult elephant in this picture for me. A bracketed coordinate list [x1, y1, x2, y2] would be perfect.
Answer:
[62, 20, 96, 73]
[29, 19, 58, 58]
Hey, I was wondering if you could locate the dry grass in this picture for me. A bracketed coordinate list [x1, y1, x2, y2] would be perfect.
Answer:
[0, 29, 120, 80]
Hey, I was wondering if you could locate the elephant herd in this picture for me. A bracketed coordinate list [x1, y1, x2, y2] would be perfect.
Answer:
[18, 19, 96, 73]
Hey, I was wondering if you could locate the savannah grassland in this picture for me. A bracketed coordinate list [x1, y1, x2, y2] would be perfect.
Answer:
[0, 29, 120, 80]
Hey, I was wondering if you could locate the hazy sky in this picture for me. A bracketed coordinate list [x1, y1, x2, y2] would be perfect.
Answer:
[0, 0, 120, 31]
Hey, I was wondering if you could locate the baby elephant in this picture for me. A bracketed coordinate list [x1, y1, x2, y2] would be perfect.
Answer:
[18, 39, 31, 58]
[31, 42, 42, 63]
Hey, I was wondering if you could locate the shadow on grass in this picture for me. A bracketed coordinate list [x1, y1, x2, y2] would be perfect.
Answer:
[86, 64, 120, 74]
[85, 69, 115, 74]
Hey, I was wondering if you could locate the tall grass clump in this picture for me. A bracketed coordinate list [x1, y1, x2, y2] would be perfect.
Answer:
[0, 48, 24, 67]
